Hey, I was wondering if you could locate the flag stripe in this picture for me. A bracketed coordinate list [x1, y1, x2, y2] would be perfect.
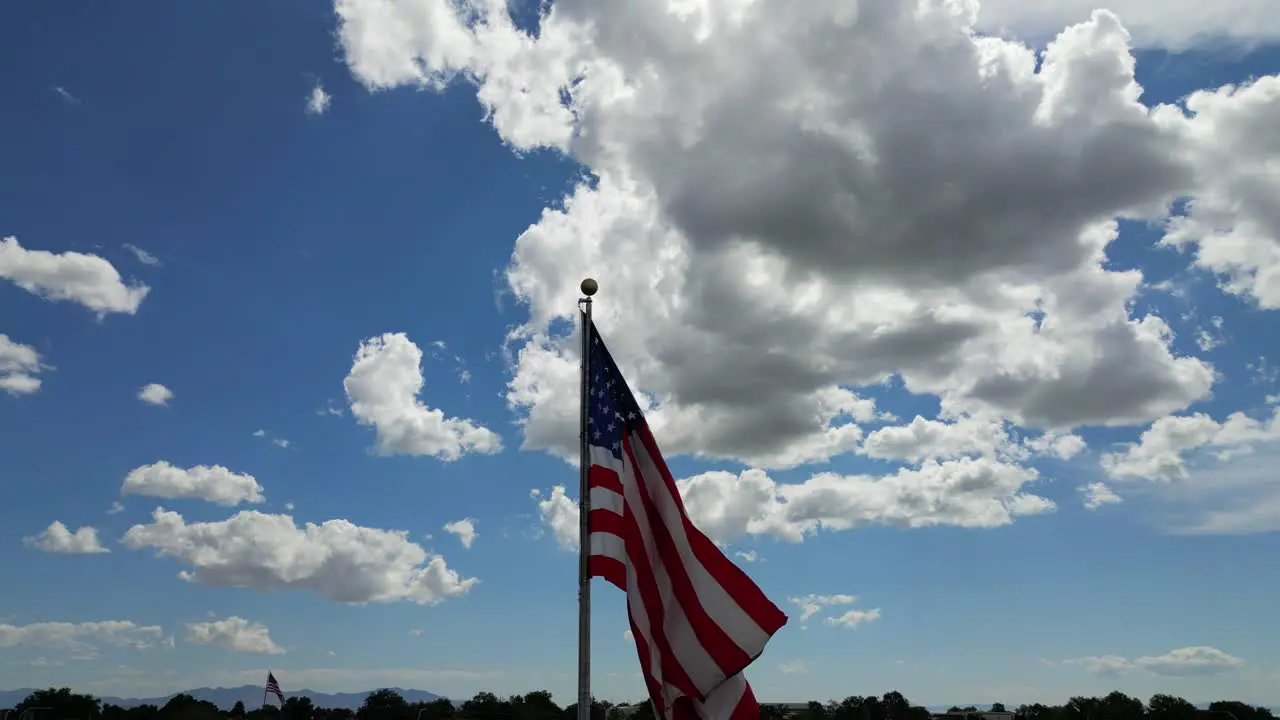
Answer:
[632, 426, 781, 654]
[618, 471, 706, 700]
[635, 426, 789, 637]
[622, 435, 753, 686]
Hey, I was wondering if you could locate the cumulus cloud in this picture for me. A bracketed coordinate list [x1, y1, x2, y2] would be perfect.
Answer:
[826, 608, 882, 629]
[306, 82, 332, 115]
[0, 236, 149, 316]
[442, 518, 478, 548]
[137, 383, 174, 406]
[972, 0, 1280, 49]
[186, 616, 284, 654]
[1066, 646, 1245, 677]
[1102, 406, 1280, 481]
[0, 620, 163, 655]
[345, 333, 502, 460]
[122, 461, 265, 506]
[121, 507, 478, 605]
[332, 0, 1240, 484]
[1157, 76, 1280, 308]
[0, 334, 48, 395]
[537, 455, 1054, 549]
[23, 522, 110, 554]
[331, 0, 1280, 541]
[788, 594, 860, 624]
[1081, 482, 1123, 510]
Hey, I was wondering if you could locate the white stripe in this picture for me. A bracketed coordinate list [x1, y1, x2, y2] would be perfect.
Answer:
[590, 531, 625, 563]
[620, 440, 727, 696]
[590, 444, 623, 474]
[588, 486, 625, 563]
[628, 430, 772, 658]
[694, 672, 748, 720]
[626, 559, 677, 718]
[589, 485, 624, 516]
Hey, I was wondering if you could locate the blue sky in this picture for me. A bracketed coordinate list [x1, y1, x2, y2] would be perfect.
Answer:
[2, 0, 1280, 709]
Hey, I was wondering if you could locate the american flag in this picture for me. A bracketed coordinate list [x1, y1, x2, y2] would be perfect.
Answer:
[265, 672, 284, 705]
[583, 321, 788, 720]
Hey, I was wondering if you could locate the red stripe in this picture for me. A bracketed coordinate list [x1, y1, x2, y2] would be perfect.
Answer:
[627, 613, 664, 714]
[588, 555, 626, 591]
[590, 463, 624, 494]
[636, 425, 788, 636]
[728, 681, 758, 720]
[589, 508, 625, 537]
[619, 492, 702, 701]
[623, 435, 752, 684]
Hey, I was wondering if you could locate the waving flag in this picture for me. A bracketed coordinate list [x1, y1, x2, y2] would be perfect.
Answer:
[582, 319, 788, 720]
[265, 671, 284, 705]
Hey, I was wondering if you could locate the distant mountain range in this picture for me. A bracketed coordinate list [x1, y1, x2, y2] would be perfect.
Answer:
[0, 686, 444, 711]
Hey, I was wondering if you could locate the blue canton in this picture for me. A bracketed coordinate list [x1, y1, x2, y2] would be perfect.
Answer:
[587, 321, 645, 463]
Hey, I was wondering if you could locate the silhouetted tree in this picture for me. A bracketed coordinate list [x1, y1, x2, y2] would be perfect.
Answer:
[8, 683, 1277, 720]
[357, 691, 410, 720]
[15, 689, 102, 720]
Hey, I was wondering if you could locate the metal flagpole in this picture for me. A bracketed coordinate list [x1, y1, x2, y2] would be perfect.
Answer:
[262, 671, 269, 710]
[577, 277, 598, 720]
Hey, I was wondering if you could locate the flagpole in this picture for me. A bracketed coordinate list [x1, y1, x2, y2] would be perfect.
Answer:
[577, 277, 598, 720]
[262, 671, 269, 710]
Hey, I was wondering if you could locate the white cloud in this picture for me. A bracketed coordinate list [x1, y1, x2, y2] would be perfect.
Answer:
[107, 501, 125, 515]
[777, 660, 808, 676]
[332, 0, 1280, 540]
[306, 82, 332, 115]
[532, 486, 580, 551]
[972, 0, 1280, 49]
[1081, 482, 1123, 510]
[734, 550, 758, 563]
[53, 86, 80, 105]
[121, 507, 478, 605]
[137, 383, 173, 406]
[122, 244, 161, 267]
[23, 522, 110, 554]
[408, 628, 425, 637]
[1066, 646, 1245, 677]
[622, 629, 633, 642]
[186, 616, 284, 654]
[344, 333, 502, 460]
[788, 594, 860, 624]
[442, 518, 477, 548]
[0, 236, 149, 316]
[0, 334, 48, 395]
[537, 455, 1053, 551]
[826, 608, 882, 629]
[1156, 79, 1280, 309]
[122, 461, 265, 506]
[1102, 406, 1280, 481]
[0, 621, 163, 655]
[333, 2, 1233, 482]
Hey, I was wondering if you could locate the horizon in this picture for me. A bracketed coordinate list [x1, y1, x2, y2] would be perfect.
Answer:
[3, 0, 1280, 711]
[4, 684, 1277, 713]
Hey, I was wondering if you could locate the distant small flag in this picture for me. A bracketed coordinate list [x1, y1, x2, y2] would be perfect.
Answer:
[265, 672, 284, 705]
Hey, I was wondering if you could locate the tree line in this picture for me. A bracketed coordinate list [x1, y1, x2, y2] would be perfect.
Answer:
[4, 687, 1275, 720]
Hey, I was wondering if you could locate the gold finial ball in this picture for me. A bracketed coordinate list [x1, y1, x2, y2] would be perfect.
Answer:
[580, 277, 599, 296]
